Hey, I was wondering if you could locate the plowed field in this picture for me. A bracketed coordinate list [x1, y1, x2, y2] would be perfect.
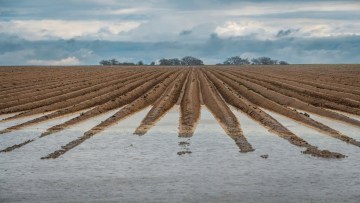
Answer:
[1, 65, 359, 159]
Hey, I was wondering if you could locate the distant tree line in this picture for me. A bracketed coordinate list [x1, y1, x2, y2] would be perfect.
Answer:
[159, 56, 204, 66]
[99, 59, 152, 66]
[221, 56, 289, 65]
[99, 56, 288, 66]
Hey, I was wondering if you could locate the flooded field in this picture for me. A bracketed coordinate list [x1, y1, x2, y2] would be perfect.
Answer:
[1, 107, 360, 202]
[1, 65, 360, 202]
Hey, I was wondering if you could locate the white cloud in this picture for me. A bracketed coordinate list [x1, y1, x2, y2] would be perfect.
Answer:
[27, 56, 81, 65]
[0, 20, 141, 40]
[215, 20, 360, 39]
[107, 8, 150, 15]
[215, 21, 273, 39]
[207, 2, 360, 17]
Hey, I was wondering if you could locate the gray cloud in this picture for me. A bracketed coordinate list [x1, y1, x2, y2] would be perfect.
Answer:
[179, 30, 192, 36]
[0, 0, 359, 64]
[1, 34, 359, 65]
[276, 29, 300, 38]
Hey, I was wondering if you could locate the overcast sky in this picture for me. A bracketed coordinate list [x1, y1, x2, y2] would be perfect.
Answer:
[0, 0, 359, 65]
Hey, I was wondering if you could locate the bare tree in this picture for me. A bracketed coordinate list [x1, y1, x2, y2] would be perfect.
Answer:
[251, 57, 278, 65]
[99, 60, 111, 65]
[223, 56, 250, 65]
[181, 56, 204, 66]
[110, 58, 119, 65]
[279, 61, 289, 65]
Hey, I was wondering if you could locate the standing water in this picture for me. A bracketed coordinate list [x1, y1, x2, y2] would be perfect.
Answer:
[1, 107, 360, 202]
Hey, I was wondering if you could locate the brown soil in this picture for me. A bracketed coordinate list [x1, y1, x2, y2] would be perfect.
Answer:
[198, 69, 254, 153]
[0, 69, 149, 110]
[246, 70, 360, 96]
[2, 70, 157, 120]
[134, 69, 189, 135]
[178, 69, 201, 137]
[0, 71, 168, 134]
[209, 69, 360, 148]
[225, 69, 360, 111]
[42, 70, 183, 159]
[211, 69, 360, 127]
[204, 70, 345, 158]
[39, 70, 174, 136]
[0, 70, 158, 114]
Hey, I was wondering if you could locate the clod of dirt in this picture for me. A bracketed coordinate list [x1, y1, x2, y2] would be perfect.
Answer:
[260, 154, 269, 159]
[177, 151, 192, 156]
[300, 112, 310, 117]
[178, 141, 190, 146]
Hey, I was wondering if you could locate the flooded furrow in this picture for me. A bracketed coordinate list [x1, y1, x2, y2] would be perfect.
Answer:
[39, 70, 176, 137]
[204, 70, 345, 158]
[0, 71, 167, 135]
[212, 69, 360, 128]
[210, 69, 360, 148]
[134, 69, 189, 135]
[198, 69, 254, 153]
[42, 70, 183, 159]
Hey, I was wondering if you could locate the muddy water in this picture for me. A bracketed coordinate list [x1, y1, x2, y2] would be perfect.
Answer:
[1, 107, 360, 202]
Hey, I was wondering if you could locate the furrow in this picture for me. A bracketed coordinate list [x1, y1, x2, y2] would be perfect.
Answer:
[39, 70, 177, 137]
[223, 70, 360, 116]
[204, 70, 345, 158]
[242, 69, 360, 100]
[0, 71, 167, 135]
[210, 69, 360, 147]
[0, 67, 121, 93]
[41, 69, 183, 159]
[198, 69, 254, 153]
[0, 70, 137, 106]
[0, 71, 147, 114]
[243, 65, 360, 87]
[134, 69, 189, 135]
[213, 69, 360, 128]
[2, 71, 156, 121]
[0, 70, 112, 98]
[178, 69, 201, 137]
[241, 68, 360, 93]
[230, 70, 360, 109]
